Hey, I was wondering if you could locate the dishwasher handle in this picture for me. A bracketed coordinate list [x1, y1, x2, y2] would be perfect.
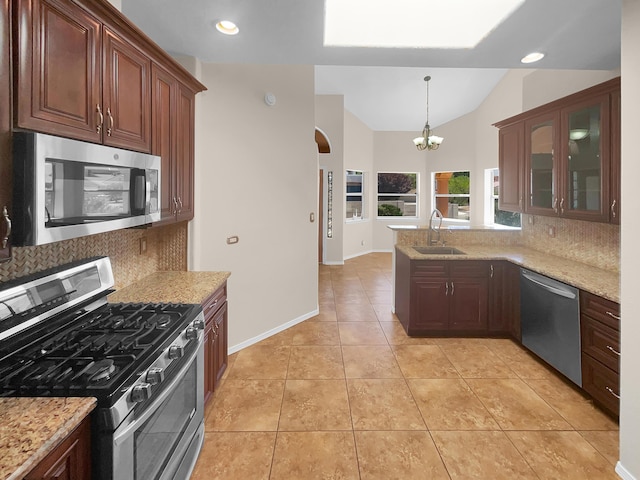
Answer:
[521, 270, 577, 299]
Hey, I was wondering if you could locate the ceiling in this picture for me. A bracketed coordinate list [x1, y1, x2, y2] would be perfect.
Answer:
[122, 0, 621, 132]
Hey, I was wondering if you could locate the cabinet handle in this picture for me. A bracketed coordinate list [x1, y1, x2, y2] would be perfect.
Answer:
[208, 300, 219, 310]
[611, 199, 617, 219]
[177, 197, 183, 214]
[96, 104, 104, 133]
[519, 196, 523, 208]
[606, 311, 621, 321]
[490, 265, 494, 278]
[450, 281, 454, 296]
[445, 282, 449, 296]
[560, 198, 565, 214]
[605, 386, 620, 400]
[173, 197, 178, 214]
[606, 345, 621, 356]
[2, 206, 11, 249]
[106, 107, 114, 136]
[552, 198, 558, 214]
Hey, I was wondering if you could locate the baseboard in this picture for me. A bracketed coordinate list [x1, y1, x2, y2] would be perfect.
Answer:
[372, 249, 393, 253]
[343, 249, 374, 261]
[228, 307, 320, 354]
[322, 260, 344, 265]
[616, 461, 637, 480]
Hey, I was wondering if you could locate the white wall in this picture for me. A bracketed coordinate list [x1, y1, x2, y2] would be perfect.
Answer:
[316, 95, 345, 264]
[190, 63, 319, 351]
[618, 1, 640, 478]
[343, 110, 374, 259]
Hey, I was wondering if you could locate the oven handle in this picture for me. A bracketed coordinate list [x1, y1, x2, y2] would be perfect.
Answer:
[113, 335, 202, 446]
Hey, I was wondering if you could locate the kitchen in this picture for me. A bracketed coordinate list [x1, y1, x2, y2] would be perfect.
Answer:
[1, 0, 639, 479]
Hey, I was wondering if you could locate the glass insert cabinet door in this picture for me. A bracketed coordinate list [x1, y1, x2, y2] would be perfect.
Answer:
[525, 113, 558, 214]
[562, 95, 610, 217]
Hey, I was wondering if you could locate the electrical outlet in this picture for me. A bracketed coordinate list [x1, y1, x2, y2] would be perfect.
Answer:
[361, 240, 365, 246]
[139, 237, 147, 254]
[528, 215, 534, 225]
[548, 226, 556, 238]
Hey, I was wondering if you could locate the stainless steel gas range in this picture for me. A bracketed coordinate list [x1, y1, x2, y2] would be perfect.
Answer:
[0, 257, 205, 480]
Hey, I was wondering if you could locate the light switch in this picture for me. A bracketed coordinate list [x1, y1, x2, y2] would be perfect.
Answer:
[310, 212, 315, 222]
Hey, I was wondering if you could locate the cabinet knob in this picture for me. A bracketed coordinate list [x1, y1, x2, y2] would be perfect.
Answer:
[611, 199, 617, 218]
[552, 198, 558, 214]
[605, 386, 620, 400]
[106, 107, 114, 136]
[1, 206, 11, 249]
[177, 197, 183, 214]
[560, 198, 565, 214]
[490, 264, 494, 279]
[451, 281, 455, 296]
[606, 345, 621, 356]
[96, 104, 104, 134]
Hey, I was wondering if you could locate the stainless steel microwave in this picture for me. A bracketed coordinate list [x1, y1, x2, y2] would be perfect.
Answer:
[12, 132, 161, 246]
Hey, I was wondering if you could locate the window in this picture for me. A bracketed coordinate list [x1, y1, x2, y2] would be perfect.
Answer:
[490, 168, 522, 227]
[377, 172, 418, 217]
[434, 171, 470, 221]
[346, 170, 364, 220]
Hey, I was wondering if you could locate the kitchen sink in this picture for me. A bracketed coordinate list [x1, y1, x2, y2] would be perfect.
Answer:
[413, 246, 466, 255]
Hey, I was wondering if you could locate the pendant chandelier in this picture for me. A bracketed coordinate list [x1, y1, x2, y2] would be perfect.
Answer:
[413, 75, 444, 151]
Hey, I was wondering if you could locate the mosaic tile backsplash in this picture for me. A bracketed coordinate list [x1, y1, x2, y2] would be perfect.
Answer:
[397, 215, 620, 273]
[0, 222, 188, 289]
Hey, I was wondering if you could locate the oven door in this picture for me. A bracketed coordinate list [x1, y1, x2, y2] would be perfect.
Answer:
[109, 337, 204, 480]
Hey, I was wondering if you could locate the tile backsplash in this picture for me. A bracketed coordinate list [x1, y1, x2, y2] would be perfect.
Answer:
[0, 222, 188, 289]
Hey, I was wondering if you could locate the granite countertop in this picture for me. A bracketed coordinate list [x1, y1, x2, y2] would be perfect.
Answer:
[396, 244, 620, 303]
[0, 397, 96, 480]
[108, 271, 231, 304]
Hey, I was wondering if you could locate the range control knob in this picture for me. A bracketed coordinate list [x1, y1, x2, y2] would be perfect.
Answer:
[168, 345, 184, 359]
[185, 327, 198, 340]
[193, 318, 205, 330]
[146, 367, 165, 385]
[131, 383, 152, 402]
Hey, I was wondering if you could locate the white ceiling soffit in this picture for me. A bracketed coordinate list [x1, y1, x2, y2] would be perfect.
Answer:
[122, 0, 620, 70]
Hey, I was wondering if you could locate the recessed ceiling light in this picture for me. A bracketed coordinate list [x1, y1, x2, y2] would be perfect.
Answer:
[521, 52, 545, 64]
[324, 0, 525, 49]
[215, 20, 239, 36]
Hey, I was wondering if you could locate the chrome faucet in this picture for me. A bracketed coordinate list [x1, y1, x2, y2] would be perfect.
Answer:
[428, 208, 444, 246]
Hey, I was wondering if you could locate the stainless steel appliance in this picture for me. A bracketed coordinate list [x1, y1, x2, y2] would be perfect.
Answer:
[0, 257, 204, 480]
[12, 132, 161, 246]
[520, 268, 582, 386]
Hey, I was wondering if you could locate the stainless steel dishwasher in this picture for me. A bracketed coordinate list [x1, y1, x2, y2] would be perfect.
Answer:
[520, 268, 582, 386]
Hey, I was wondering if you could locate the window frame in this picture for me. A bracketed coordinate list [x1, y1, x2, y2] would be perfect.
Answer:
[345, 169, 365, 222]
[433, 170, 471, 223]
[488, 167, 522, 227]
[376, 171, 419, 219]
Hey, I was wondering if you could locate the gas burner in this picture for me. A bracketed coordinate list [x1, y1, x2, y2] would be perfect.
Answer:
[108, 315, 126, 328]
[148, 313, 172, 328]
[81, 359, 117, 384]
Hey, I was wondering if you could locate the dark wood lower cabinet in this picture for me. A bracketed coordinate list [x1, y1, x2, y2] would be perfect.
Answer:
[396, 253, 495, 336]
[580, 290, 620, 417]
[25, 416, 91, 480]
[202, 282, 228, 406]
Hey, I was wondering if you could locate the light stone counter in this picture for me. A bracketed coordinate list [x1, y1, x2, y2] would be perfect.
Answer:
[108, 271, 231, 304]
[0, 397, 96, 480]
[396, 244, 620, 303]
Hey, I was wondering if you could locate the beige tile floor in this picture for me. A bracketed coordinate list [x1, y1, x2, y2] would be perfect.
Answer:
[191, 252, 619, 479]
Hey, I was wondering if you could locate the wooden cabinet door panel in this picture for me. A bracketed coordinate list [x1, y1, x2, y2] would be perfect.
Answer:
[1, 0, 11, 261]
[582, 353, 619, 417]
[213, 302, 228, 388]
[581, 316, 620, 373]
[16, 0, 101, 142]
[25, 416, 91, 480]
[411, 278, 448, 332]
[151, 64, 177, 223]
[498, 122, 524, 212]
[449, 277, 489, 331]
[175, 85, 195, 222]
[102, 26, 151, 152]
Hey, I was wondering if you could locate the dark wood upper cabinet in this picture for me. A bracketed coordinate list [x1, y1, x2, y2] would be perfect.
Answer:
[102, 26, 151, 152]
[15, 0, 102, 143]
[151, 64, 196, 224]
[1, 0, 11, 262]
[498, 122, 524, 212]
[495, 77, 620, 224]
